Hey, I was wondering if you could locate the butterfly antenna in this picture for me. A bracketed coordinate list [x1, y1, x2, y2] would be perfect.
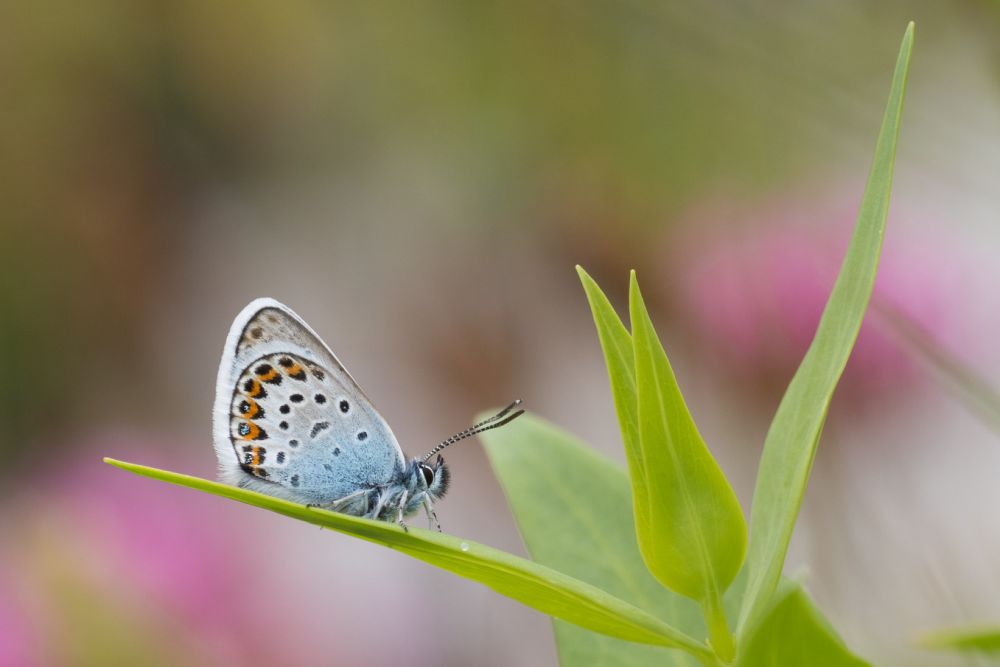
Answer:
[422, 400, 524, 462]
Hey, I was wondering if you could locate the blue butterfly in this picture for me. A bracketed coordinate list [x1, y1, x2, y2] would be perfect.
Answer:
[212, 299, 522, 530]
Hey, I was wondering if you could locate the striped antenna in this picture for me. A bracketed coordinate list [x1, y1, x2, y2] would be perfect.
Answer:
[421, 400, 524, 462]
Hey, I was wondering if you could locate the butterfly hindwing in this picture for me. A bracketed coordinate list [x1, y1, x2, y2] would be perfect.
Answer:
[213, 299, 406, 505]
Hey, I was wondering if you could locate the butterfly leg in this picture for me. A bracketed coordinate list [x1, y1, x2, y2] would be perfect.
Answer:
[310, 489, 367, 513]
[368, 488, 395, 521]
[422, 495, 442, 532]
[396, 489, 409, 532]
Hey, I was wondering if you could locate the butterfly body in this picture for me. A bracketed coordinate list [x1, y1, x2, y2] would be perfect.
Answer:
[213, 298, 448, 526]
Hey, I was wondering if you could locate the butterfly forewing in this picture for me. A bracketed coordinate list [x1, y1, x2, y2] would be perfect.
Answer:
[214, 299, 406, 505]
[233, 303, 373, 402]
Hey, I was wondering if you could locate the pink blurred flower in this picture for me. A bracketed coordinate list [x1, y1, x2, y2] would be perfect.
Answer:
[0, 427, 466, 666]
[1, 432, 363, 666]
[0, 574, 44, 667]
[665, 196, 975, 411]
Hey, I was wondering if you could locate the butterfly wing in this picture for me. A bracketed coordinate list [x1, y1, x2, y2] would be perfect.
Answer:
[212, 298, 406, 505]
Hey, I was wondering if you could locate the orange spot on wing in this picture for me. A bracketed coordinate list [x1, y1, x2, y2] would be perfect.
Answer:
[246, 380, 263, 397]
[241, 422, 261, 441]
[257, 368, 280, 382]
[239, 398, 262, 419]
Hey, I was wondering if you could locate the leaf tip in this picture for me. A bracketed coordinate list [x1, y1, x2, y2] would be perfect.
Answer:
[627, 270, 643, 307]
[898, 21, 914, 58]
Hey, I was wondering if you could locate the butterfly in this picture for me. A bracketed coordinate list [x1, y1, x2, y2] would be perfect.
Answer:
[212, 298, 523, 530]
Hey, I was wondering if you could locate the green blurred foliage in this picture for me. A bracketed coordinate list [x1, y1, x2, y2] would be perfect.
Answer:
[0, 0, 982, 459]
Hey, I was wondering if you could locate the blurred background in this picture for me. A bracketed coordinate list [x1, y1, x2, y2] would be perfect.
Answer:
[2, 1, 1000, 665]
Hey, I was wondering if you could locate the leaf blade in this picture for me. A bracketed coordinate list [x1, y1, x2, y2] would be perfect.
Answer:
[737, 22, 915, 635]
[736, 582, 871, 667]
[104, 457, 706, 655]
[482, 413, 704, 666]
[576, 266, 650, 535]
[628, 274, 748, 602]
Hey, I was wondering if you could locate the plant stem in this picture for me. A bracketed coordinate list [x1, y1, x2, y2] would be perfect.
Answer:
[702, 589, 735, 664]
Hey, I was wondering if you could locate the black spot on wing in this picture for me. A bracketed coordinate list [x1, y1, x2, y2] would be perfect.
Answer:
[255, 364, 282, 384]
[242, 378, 267, 398]
[238, 400, 263, 419]
[310, 421, 330, 439]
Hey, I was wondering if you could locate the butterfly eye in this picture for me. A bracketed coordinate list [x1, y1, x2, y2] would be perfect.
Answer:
[419, 463, 434, 487]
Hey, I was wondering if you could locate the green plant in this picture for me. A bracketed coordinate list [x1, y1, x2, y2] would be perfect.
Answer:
[105, 22, 913, 666]
[920, 627, 1000, 657]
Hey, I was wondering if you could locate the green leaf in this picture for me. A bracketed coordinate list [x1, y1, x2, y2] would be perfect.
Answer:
[736, 581, 871, 667]
[482, 413, 704, 667]
[578, 267, 748, 601]
[627, 274, 748, 601]
[919, 627, 1000, 654]
[737, 22, 914, 636]
[103, 457, 707, 656]
[630, 275, 747, 658]
[578, 267, 746, 660]
[577, 266, 649, 554]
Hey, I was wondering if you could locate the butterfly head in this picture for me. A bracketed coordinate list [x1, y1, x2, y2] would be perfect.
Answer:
[401, 400, 524, 508]
[407, 455, 451, 500]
